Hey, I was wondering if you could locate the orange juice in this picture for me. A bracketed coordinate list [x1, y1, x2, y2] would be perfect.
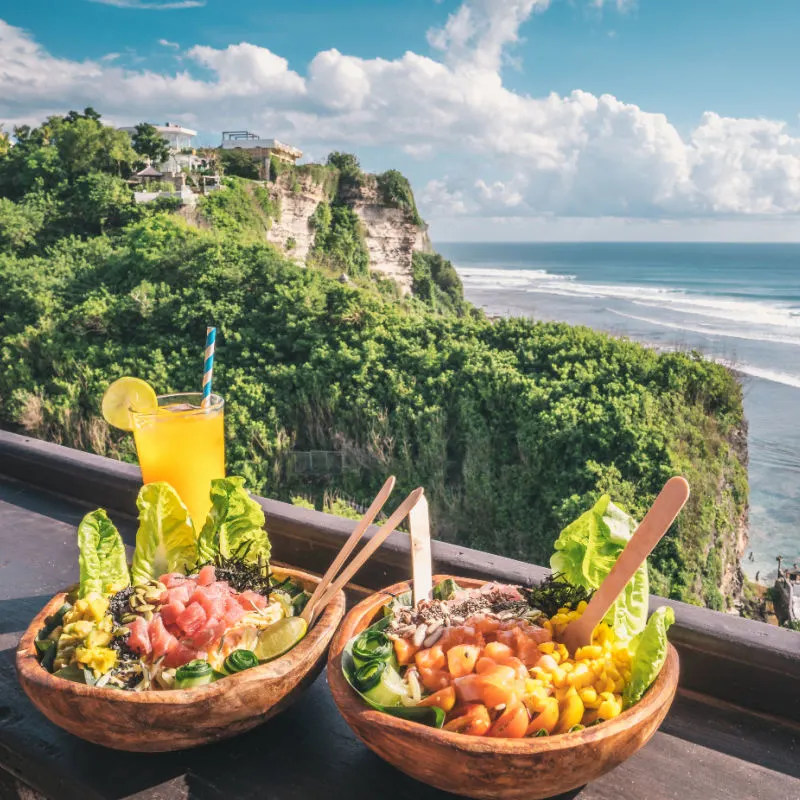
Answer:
[131, 393, 225, 531]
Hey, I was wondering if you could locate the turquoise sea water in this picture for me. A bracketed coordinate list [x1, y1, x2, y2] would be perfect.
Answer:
[437, 242, 800, 583]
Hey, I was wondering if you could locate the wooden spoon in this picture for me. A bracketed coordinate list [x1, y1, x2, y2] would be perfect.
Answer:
[560, 476, 690, 656]
[301, 476, 396, 625]
[408, 492, 432, 605]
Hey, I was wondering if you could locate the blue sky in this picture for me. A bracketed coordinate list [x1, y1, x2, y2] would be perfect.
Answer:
[2, 0, 800, 241]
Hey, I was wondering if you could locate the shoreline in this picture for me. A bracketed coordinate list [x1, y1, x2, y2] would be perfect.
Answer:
[469, 291, 776, 589]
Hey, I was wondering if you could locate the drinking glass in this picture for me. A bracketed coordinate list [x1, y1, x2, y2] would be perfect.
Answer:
[131, 392, 225, 531]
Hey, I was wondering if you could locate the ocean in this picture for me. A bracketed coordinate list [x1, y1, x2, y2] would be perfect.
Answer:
[437, 241, 800, 583]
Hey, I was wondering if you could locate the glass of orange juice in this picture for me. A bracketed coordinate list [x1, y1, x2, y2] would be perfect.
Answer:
[131, 393, 225, 531]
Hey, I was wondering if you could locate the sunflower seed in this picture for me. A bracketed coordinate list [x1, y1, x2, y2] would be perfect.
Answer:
[423, 627, 443, 647]
[413, 624, 428, 647]
[144, 588, 163, 603]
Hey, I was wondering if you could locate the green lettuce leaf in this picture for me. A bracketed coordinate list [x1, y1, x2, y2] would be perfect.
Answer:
[77, 509, 130, 597]
[131, 482, 197, 584]
[196, 477, 270, 565]
[623, 606, 675, 708]
[550, 495, 649, 644]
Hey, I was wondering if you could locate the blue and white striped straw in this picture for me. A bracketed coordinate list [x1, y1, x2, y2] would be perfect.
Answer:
[201, 326, 216, 408]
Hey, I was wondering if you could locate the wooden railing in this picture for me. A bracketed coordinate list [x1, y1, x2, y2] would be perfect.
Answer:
[1, 429, 798, 722]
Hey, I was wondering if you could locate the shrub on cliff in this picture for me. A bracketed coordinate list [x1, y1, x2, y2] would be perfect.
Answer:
[412, 251, 465, 314]
[377, 169, 423, 225]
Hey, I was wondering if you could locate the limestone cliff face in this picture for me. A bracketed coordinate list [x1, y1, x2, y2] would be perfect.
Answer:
[265, 172, 327, 264]
[265, 171, 431, 293]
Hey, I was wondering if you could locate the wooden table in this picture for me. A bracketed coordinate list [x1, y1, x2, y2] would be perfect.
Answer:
[1, 460, 799, 799]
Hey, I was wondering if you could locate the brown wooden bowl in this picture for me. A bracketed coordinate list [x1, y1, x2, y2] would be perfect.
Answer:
[328, 575, 679, 800]
[17, 566, 345, 752]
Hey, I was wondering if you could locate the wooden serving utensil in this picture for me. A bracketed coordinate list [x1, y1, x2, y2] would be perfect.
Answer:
[301, 476, 396, 626]
[408, 492, 432, 605]
[304, 486, 426, 625]
[560, 476, 690, 656]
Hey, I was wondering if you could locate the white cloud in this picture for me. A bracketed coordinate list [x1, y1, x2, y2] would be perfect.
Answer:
[88, 0, 204, 9]
[2, 3, 800, 231]
[158, 39, 180, 48]
[422, 179, 470, 216]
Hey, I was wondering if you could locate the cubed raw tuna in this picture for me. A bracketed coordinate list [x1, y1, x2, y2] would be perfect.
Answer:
[126, 615, 151, 655]
[237, 590, 268, 611]
[160, 600, 186, 628]
[176, 602, 208, 638]
[196, 565, 216, 586]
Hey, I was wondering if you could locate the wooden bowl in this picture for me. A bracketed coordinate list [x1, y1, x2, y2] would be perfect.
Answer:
[328, 575, 679, 800]
[16, 567, 345, 752]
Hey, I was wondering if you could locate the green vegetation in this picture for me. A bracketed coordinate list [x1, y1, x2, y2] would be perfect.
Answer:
[309, 203, 370, 278]
[220, 148, 261, 180]
[0, 111, 749, 611]
[412, 251, 466, 315]
[131, 123, 170, 167]
[198, 177, 279, 239]
[377, 169, 423, 225]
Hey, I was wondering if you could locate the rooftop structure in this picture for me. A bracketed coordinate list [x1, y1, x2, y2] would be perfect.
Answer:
[220, 130, 302, 164]
[119, 122, 198, 151]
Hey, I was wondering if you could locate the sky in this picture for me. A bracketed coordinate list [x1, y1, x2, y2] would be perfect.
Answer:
[2, 0, 800, 242]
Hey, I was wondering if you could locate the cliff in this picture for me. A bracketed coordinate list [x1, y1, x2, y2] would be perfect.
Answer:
[264, 165, 431, 293]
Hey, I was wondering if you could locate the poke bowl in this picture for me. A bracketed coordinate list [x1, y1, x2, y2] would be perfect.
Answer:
[16, 478, 346, 752]
[329, 575, 678, 800]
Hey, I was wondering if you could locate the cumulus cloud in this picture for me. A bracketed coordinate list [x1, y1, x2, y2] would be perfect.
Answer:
[159, 39, 180, 48]
[423, 179, 470, 216]
[2, 2, 800, 224]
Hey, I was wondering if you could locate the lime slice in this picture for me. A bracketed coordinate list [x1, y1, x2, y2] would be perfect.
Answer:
[255, 617, 307, 662]
[101, 377, 158, 431]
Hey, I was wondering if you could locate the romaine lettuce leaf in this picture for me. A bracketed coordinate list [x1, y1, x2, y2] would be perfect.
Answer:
[77, 509, 130, 597]
[623, 605, 675, 708]
[550, 495, 649, 644]
[131, 482, 197, 584]
[196, 477, 270, 565]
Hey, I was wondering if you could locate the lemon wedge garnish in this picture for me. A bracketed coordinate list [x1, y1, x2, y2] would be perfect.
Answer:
[101, 377, 158, 431]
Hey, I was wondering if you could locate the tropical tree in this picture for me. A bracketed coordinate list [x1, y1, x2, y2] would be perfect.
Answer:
[219, 148, 260, 180]
[131, 123, 171, 167]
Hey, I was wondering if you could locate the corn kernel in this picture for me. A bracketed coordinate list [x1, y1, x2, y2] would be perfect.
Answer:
[568, 663, 594, 689]
[579, 687, 599, 707]
[576, 600, 588, 613]
[538, 642, 555, 655]
[575, 645, 603, 660]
